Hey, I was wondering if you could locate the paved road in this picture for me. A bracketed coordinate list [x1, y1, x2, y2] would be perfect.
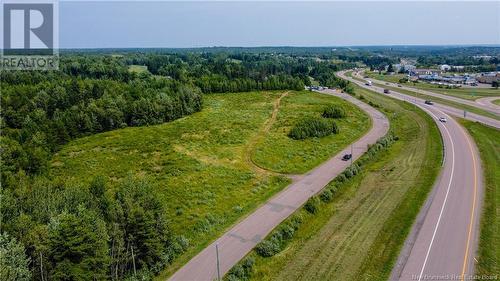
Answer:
[339, 71, 484, 281]
[476, 96, 500, 113]
[350, 71, 500, 129]
[168, 90, 390, 281]
[360, 72, 500, 117]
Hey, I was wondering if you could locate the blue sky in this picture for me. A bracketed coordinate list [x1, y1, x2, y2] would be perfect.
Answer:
[59, 1, 500, 48]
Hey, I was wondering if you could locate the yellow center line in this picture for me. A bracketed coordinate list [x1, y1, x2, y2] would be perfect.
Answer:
[458, 123, 478, 281]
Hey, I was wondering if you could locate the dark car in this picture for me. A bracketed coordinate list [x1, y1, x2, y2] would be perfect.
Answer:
[342, 154, 352, 161]
[425, 100, 434, 105]
[383, 89, 390, 94]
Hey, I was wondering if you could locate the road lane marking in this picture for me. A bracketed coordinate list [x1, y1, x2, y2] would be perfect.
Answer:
[345, 72, 481, 281]
[458, 123, 479, 281]
[415, 109, 455, 281]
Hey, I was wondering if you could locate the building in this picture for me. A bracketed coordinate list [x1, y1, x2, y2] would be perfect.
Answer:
[440, 64, 451, 72]
[476, 72, 500, 84]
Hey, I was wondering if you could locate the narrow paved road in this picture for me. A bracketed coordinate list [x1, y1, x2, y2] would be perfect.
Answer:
[168, 91, 389, 281]
[339, 71, 484, 281]
[358, 71, 500, 117]
[349, 71, 500, 129]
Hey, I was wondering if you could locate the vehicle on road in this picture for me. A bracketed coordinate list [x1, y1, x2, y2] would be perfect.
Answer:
[439, 117, 447, 122]
[383, 89, 390, 94]
[365, 80, 372, 86]
[397, 84, 402, 87]
[342, 154, 352, 161]
[425, 100, 434, 105]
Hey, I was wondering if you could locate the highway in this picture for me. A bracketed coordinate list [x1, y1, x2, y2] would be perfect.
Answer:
[168, 90, 390, 281]
[476, 96, 500, 113]
[350, 71, 500, 129]
[338, 71, 484, 281]
[359, 72, 500, 117]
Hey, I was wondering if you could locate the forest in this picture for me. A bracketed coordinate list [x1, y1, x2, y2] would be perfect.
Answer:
[0, 50, 355, 280]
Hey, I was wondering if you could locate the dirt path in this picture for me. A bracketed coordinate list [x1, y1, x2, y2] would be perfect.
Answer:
[243, 91, 289, 175]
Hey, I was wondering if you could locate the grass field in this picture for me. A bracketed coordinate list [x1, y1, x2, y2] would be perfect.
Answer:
[253, 93, 370, 173]
[493, 99, 500, 106]
[49, 90, 370, 278]
[365, 71, 500, 101]
[244, 85, 443, 281]
[128, 64, 150, 74]
[459, 120, 499, 277]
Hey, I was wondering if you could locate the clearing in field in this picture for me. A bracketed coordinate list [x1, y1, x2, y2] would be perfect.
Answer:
[247, 86, 442, 281]
[50, 90, 370, 277]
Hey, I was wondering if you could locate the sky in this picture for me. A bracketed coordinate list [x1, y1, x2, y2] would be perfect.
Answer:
[57, 1, 500, 48]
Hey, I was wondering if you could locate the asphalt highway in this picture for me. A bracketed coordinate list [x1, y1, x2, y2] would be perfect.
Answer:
[363, 73, 500, 117]
[338, 71, 484, 281]
[168, 90, 389, 281]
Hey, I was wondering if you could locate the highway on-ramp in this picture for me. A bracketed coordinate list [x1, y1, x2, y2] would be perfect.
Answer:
[476, 96, 500, 113]
[168, 90, 390, 281]
[357, 72, 500, 118]
[339, 71, 484, 281]
[351, 72, 500, 129]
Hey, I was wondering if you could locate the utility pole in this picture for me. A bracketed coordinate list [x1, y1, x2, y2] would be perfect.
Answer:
[216, 243, 221, 281]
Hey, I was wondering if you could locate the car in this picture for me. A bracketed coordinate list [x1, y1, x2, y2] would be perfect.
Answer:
[342, 154, 352, 161]
[397, 84, 402, 87]
[383, 89, 390, 94]
[439, 117, 447, 122]
[425, 100, 434, 105]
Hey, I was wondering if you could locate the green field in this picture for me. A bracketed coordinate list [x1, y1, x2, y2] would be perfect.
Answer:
[493, 99, 500, 106]
[49, 90, 370, 278]
[128, 64, 150, 74]
[245, 86, 443, 281]
[459, 120, 499, 276]
[365, 71, 500, 101]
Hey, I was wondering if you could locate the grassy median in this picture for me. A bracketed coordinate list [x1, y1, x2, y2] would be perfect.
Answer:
[459, 120, 499, 277]
[233, 85, 443, 281]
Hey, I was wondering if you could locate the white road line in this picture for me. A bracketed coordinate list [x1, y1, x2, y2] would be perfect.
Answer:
[416, 109, 456, 281]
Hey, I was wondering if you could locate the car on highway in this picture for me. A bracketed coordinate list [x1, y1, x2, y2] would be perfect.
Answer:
[425, 100, 434, 105]
[397, 84, 402, 87]
[342, 154, 352, 161]
[383, 89, 390, 94]
[365, 80, 372, 86]
[439, 117, 447, 122]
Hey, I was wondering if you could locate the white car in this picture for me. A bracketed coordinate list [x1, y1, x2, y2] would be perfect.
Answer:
[439, 117, 447, 123]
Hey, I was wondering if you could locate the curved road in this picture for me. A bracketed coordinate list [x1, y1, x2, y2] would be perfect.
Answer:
[168, 90, 389, 281]
[350, 71, 500, 129]
[339, 71, 484, 281]
[356, 71, 500, 117]
[476, 96, 500, 112]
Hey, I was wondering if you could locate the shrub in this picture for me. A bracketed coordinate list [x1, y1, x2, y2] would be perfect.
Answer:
[322, 105, 346, 119]
[255, 239, 281, 257]
[320, 189, 333, 202]
[288, 118, 339, 140]
[304, 196, 320, 214]
[225, 257, 255, 281]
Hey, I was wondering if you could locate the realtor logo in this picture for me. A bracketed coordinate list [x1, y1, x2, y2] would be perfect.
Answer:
[1, 0, 59, 70]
